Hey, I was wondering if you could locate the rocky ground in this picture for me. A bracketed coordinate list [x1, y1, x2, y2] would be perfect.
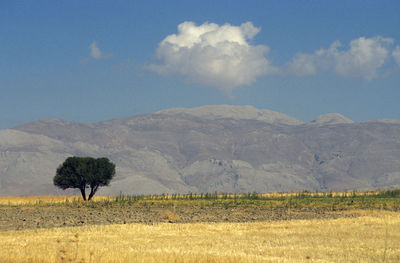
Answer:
[0, 205, 357, 231]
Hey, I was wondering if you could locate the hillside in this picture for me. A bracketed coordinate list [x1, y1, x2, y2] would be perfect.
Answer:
[1, 105, 400, 195]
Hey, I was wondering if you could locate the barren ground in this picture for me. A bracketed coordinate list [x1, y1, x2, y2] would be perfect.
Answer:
[0, 205, 357, 231]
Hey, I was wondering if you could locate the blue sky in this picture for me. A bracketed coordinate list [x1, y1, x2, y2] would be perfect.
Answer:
[1, 1, 399, 129]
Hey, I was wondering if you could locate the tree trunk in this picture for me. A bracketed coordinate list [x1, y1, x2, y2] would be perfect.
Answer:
[80, 188, 87, 201]
[88, 185, 99, 201]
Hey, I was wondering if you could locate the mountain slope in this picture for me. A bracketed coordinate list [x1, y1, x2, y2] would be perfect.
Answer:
[1, 105, 400, 195]
[157, 105, 303, 125]
[310, 113, 354, 125]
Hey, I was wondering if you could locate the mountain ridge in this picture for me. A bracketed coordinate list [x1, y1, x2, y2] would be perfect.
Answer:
[1, 105, 400, 196]
[156, 105, 304, 125]
[309, 113, 354, 125]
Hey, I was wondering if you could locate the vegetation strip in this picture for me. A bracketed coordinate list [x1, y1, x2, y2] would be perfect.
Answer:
[1, 190, 399, 231]
[2, 190, 400, 209]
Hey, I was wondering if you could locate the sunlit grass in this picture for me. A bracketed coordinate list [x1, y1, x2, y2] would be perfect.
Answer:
[0, 195, 110, 205]
[1, 211, 399, 262]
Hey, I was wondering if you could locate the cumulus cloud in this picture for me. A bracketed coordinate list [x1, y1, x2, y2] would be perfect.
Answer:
[89, 41, 112, 60]
[288, 37, 394, 80]
[149, 21, 276, 94]
[393, 46, 400, 66]
[90, 41, 102, 59]
[287, 53, 318, 76]
[334, 37, 393, 79]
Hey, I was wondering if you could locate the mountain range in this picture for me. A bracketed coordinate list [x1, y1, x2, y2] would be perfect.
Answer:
[1, 105, 400, 196]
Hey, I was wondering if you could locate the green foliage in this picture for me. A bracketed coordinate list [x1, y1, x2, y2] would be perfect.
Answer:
[53, 157, 115, 200]
[106, 190, 400, 210]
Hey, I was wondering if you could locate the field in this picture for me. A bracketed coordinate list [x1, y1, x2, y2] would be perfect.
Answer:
[1, 191, 400, 262]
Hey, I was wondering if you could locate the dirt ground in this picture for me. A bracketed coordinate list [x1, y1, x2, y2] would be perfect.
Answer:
[0, 205, 357, 231]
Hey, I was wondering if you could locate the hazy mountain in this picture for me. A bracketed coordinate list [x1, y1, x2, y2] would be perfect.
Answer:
[157, 105, 303, 125]
[310, 113, 354, 125]
[1, 105, 400, 196]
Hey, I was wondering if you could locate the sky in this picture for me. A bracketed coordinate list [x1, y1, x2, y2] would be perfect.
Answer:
[1, 1, 399, 129]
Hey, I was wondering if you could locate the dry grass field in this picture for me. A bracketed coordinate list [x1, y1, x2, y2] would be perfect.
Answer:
[0, 210, 399, 262]
[1, 193, 400, 262]
[0, 195, 109, 205]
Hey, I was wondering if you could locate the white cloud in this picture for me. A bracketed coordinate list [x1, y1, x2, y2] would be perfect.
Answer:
[287, 37, 393, 80]
[90, 41, 102, 59]
[149, 21, 276, 94]
[287, 53, 317, 76]
[334, 37, 393, 79]
[89, 41, 112, 60]
[393, 46, 400, 66]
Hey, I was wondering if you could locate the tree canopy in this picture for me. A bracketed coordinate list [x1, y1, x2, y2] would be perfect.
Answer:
[54, 156, 116, 200]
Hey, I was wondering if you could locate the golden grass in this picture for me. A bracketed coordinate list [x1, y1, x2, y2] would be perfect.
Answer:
[1, 211, 399, 262]
[0, 195, 110, 205]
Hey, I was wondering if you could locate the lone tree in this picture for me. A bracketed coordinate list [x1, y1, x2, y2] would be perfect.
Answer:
[54, 156, 116, 200]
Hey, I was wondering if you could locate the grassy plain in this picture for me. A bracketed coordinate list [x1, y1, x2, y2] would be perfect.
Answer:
[1, 210, 400, 262]
[1, 191, 400, 262]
